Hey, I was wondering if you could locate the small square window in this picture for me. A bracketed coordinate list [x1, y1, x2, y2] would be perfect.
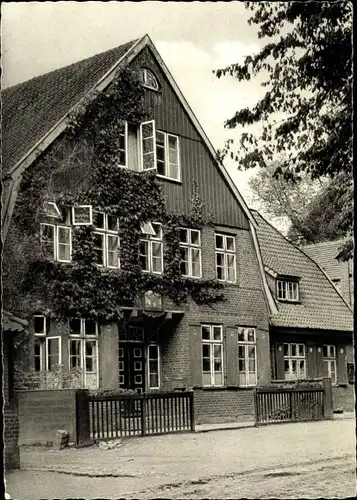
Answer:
[72, 205, 93, 226]
[34, 315, 46, 336]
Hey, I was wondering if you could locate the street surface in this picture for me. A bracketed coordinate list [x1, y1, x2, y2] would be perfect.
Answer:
[6, 419, 356, 499]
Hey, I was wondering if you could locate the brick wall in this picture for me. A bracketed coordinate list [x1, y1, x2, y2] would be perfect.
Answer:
[194, 389, 255, 424]
[4, 409, 20, 469]
[17, 389, 77, 445]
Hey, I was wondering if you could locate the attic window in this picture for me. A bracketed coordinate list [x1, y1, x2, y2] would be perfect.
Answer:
[72, 205, 93, 226]
[277, 279, 299, 302]
[139, 68, 159, 91]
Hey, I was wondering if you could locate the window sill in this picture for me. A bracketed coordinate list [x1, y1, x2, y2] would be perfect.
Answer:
[277, 299, 301, 304]
[156, 174, 182, 184]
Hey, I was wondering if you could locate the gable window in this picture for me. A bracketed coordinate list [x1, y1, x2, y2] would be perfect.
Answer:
[68, 318, 99, 389]
[180, 228, 202, 278]
[156, 131, 180, 180]
[215, 233, 236, 283]
[72, 205, 93, 226]
[93, 212, 120, 268]
[277, 280, 299, 301]
[323, 345, 337, 384]
[284, 343, 306, 380]
[140, 120, 157, 171]
[238, 327, 257, 387]
[139, 222, 163, 274]
[139, 68, 160, 91]
[41, 223, 72, 262]
[117, 121, 128, 167]
[202, 324, 223, 387]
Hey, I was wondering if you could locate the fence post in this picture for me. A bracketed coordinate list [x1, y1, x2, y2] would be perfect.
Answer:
[75, 390, 94, 447]
[253, 389, 259, 426]
[141, 394, 146, 436]
[322, 377, 333, 419]
[190, 391, 195, 431]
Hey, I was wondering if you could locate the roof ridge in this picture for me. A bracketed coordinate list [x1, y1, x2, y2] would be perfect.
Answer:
[2, 38, 140, 93]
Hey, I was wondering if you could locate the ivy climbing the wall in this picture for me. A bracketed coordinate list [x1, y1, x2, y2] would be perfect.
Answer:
[11, 68, 225, 322]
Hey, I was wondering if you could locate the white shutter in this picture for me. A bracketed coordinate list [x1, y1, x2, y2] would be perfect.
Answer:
[140, 120, 157, 171]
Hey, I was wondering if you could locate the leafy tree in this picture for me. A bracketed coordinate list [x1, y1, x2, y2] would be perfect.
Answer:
[215, 1, 352, 258]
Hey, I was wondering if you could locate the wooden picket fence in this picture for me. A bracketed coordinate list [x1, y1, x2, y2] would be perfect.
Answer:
[88, 391, 195, 440]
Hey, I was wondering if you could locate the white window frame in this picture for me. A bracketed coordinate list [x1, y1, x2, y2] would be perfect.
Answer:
[323, 344, 337, 385]
[68, 318, 99, 388]
[72, 205, 93, 226]
[147, 343, 161, 389]
[117, 121, 128, 168]
[139, 222, 163, 274]
[140, 68, 160, 91]
[93, 212, 120, 269]
[45, 336, 62, 372]
[34, 337, 44, 372]
[41, 223, 72, 262]
[140, 120, 157, 171]
[43, 201, 61, 218]
[238, 327, 257, 387]
[33, 314, 46, 336]
[215, 233, 236, 283]
[179, 228, 202, 278]
[277, 280, 299, 302]
[56, 225, 72, 263]
[284, 343, 306, 380]
[201, 324, 224, 387]
[156, 130, 181, 181]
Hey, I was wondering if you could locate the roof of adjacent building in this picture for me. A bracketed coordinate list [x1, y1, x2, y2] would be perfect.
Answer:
[2, 39, 138, 173]
[302, 240, 348, 281]
[252, 211, 353, 332]
[3, 311, 28, 333]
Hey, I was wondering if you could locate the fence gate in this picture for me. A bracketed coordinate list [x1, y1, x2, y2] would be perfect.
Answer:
[254, 387, 325, 425]
[88, 391, 195, 440]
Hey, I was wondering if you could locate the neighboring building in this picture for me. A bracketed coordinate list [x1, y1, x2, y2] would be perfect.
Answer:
[3, 311, 28, 469]
[252, 211, 354, 412]
[2, 35, 272, 425]
[303, 240, 354, 307]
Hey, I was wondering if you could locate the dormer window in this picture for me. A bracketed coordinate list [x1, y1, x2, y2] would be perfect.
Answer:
[139, 68, 159, 91]
[277, 279, 299, 302]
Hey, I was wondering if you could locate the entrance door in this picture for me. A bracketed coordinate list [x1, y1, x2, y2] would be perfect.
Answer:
[119, 326, 146, 393]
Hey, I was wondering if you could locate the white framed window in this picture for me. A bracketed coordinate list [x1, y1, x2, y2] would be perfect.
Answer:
[93, 212, 120, 268]
[201, 324, 224, 387]
[33, 315, 46, 336]
[238, 327, 257, 387]
[323, 345, 337, 384]
[140, 120, 157, 171]
[57, 226, 72, 262]
[117, 121, 128, 167]
[68, 318, 98, 389]
[43, 201, 61, 218]
[45, 336, 61, 371]
[147, 344, 160, 389]
[34, 338, 44, 372]
[139, 222, 163, 274]
[156, 131, 180, 181]
[139, 68, 160, 91]
[215, 233, 236, 283]
[277, 280, 299, 301]
[284, 343, 306, 380]
[179, 228, 202, 278]
[72, 205, 93, 226]
[41, 223, 72, 262]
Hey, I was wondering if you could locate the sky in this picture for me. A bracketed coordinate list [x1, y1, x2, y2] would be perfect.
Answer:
[2, 1, 271, 212]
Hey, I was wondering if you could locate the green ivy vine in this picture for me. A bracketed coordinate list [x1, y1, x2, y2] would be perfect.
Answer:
[14, 68, 225, 321]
